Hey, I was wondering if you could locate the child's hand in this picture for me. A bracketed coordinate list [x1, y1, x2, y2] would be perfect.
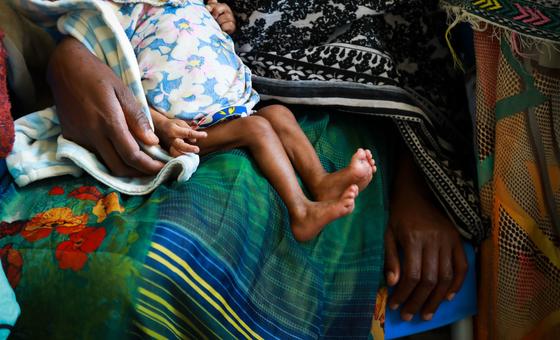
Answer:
[150, 108, 208, 157]
[206, 0, 236, 35]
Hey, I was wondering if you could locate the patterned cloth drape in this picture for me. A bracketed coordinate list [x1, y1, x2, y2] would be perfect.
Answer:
[228, 0, 484, 242]
[473, 27, 560, 340]
[442, 1, 560, 338]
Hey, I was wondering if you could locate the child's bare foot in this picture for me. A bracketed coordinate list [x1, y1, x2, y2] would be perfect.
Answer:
[291, 185, 358, 242]
[312, 148, 376, 201]
[150, 108, 207, 157]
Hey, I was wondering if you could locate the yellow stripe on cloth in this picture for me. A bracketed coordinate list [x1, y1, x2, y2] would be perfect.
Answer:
[149, 243, 264, 340]
[137, 303, 190, 339]
[494, 178, 560, 269]
[138, 287, 208, 340]
[142, 266, 233, 339]
[133, 320, 167, 340]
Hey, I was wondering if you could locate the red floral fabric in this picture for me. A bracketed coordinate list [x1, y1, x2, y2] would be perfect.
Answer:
[0, 30, 14, 158]
[55, 227, 106, 271]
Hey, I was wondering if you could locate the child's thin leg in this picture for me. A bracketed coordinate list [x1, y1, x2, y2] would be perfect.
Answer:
[196, 116, 358, 241]
[256, 105, 377, 201]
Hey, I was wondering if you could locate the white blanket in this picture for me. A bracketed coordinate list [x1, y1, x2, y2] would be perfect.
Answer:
[7, 0, 199, 195]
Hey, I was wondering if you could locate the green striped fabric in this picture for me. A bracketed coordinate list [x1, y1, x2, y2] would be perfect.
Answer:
[0, 112, 392, 339]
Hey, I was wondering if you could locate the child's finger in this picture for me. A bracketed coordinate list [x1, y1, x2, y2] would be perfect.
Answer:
[170, 138, 200, 156]
[221, 21, 236, 35]
[174, 127, 206, 140]
[217, 13, 236, 34]
[190, 130, 207, 139]
[217, 12, 235, 25]
[171, 121, 208, 140]
[207, 3, 228, 19]
[174, 119, 196, 130]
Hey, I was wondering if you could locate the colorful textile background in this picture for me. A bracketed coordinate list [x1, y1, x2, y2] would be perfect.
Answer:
[0, 112, 391, 339]
[443, 0, 560, 42]
[472, 29, 560, 339]
[442, 1, 560, 337]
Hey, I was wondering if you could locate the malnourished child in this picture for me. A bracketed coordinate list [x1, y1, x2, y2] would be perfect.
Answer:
[110, 0, 376, 241]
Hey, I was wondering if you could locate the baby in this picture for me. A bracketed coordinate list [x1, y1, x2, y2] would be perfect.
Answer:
[111, 0, 376, 241]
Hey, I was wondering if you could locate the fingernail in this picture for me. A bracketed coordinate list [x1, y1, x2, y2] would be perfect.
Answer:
[447, 293, 456, 301]
[206, 5, 212, 10]
[423, 313, 433, 321]
[387, 271, 396, 284]
[389, 304, 399, 310]
[148, 131, 159, 144]
[402, 313, 413, 321]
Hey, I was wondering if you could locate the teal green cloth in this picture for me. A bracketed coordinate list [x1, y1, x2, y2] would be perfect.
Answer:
[0, 112, 393, 339]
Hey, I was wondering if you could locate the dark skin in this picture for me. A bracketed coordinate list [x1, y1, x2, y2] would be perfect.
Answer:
[151, 105, 375, 241]
[206, 0, 236, 35]
[47, 37, 164, 177]
[47, 21, 467, 322]
[386, 152, 468, 321]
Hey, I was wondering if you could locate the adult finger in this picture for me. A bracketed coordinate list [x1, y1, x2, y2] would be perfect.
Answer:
[115, 86, 159, 146]
[109, 129, 165, 175]
[384, 227, 400, 287]
[94, 136, 144, 177]
[399, 245, 438, 321]
[104, 101, 165, 175]
[389, 235, 422, 309]
[447, 243, 468, 300]
[420, 246, 453, 320]
[388, 237, 422, 313]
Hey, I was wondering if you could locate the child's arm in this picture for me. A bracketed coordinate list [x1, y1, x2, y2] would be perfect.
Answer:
[206, 0, 236, 35]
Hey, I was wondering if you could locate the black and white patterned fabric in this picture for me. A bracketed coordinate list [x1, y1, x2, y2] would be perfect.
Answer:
[228, 0, 486, 242]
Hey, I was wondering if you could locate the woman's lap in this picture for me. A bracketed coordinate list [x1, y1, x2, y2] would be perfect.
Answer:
[0, 111, 393, 338]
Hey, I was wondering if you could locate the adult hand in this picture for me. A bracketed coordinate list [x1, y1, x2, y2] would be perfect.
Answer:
[385, 152, 468, 321]
[206, 0, 237, 35]
[47, 37, 164, 177]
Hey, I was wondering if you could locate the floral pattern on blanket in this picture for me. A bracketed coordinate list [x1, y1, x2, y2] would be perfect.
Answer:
[0, 185, 132, 287]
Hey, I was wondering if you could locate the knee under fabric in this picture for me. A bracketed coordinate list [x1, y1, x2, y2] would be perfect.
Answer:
[110, 0, 260, 126]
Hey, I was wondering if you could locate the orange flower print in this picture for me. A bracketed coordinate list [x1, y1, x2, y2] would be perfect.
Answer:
[48, 186, 65, 195]
[22, 207, 88, 242]
[0, 244, 23, 288]
[93, 192, 125, 223]
[68, 186, 102, 201]
[370, 287, 388, 340]
[374, 287, 388, 324]
[55, 227, 106, 271]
